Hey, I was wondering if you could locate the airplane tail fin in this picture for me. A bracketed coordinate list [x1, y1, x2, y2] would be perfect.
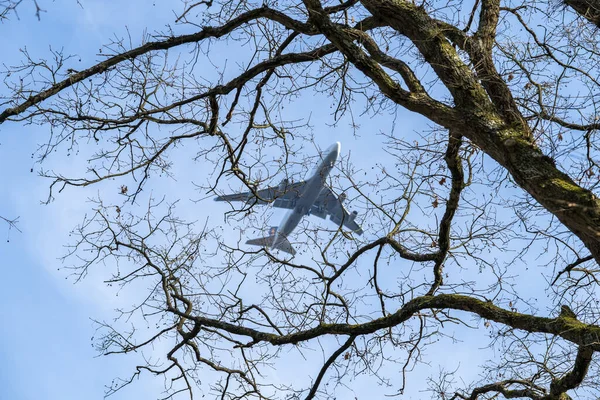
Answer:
[246, 233, 296, 255]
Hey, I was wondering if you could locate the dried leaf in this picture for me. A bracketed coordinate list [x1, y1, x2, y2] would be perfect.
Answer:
[120, 185, 128, 195]
[439, 177, 446, 185]
[432, 197, 439, 208]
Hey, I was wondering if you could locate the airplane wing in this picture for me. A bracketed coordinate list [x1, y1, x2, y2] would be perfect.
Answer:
[215, 180, 305, 209]
[311, 187, 363, 234]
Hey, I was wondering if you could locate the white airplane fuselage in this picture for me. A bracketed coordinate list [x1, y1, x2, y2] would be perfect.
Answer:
[272, 142, 340, 247]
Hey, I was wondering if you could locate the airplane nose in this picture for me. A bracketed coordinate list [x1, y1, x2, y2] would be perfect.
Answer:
[327, 142, 340, 158]
[335, 142, 341, 160]
[335, 142, 341, 155]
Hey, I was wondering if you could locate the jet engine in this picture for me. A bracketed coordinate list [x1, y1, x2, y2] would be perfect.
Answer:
[349, 210, 358, 221]
[278, 178, 289, 192]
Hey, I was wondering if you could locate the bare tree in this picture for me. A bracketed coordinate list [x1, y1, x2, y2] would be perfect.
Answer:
[1, 0, 45, 20]
[0, 214, 19, 236]
[4, 0, 600, 399]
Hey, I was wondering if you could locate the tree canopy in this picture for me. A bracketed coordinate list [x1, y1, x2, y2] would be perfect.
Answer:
[3, 0, 600, 399]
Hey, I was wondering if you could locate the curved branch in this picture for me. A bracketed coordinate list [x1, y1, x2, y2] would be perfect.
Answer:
[304, 335, 356, 400]
[302, 0, 457, 127]
[0, 6, 310, 123]
[173, 293, 600, 351]
[547, 345, 594, 400]
[453, 379, 545, 400]
[427, 131, 464, 295]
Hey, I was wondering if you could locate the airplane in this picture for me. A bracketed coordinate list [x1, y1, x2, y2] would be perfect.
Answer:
[214, 142, 363, 255]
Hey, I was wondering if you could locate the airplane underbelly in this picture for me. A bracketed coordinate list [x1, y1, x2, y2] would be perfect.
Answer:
[279, 209, 303, 237]
[277, 160, 334, 239]
[299, 181, 322, 207]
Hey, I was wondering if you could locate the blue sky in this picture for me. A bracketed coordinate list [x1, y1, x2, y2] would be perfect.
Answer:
[0, 1, 566, 399]
[0, 2, 194, 398]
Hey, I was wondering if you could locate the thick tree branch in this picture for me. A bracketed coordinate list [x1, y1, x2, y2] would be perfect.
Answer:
[173, 293, 600, 352]
[303, 0, 458, 127]
[359, 0, 491, 112]
[453, 379, 545, 400]
[476, 0, 500, 52]
[547, 345, 593, 400]
[347, 0, 600, 264]
[427, 131, 464, 295]
[563, 0, 600, 28]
